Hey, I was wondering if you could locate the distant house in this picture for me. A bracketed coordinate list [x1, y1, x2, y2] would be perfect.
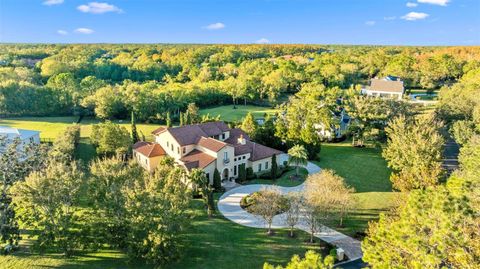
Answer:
[0, 126, 40, 154]
[132, 121, 285, 186]
[315, 110, 350, 140]
[362, 76, 405, 100]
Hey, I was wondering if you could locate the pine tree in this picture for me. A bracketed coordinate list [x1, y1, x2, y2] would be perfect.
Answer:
[271, 154, 278, 180]
[213, 169, 221, 191]
[130, 111, 139, 144]
[186, 103, 199, 124]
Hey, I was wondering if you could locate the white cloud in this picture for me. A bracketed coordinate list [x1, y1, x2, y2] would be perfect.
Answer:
[401, 12, 429, 21]
[43, 0, 63, 5]
[77, 2, 123, 14]
[204, 22, 225, 30]
[74, 28, 94, 34]
[365, 21, 376, 26]
[256, 38, 270, 44]
[384, 16, 396, 20]
[417, 0, 449, 6]
[57, 30, 68, 35]
[406, 2, 418, 7]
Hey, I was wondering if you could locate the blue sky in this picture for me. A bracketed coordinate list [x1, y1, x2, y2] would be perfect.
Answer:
[1, 0, 479, 45]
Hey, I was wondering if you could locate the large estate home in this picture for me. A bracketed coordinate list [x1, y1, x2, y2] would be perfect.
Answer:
[133, 121, 284, 186]
[361, 75, 405, 100]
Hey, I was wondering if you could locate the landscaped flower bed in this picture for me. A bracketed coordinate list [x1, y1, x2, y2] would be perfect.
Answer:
[240, 191, 290, 215]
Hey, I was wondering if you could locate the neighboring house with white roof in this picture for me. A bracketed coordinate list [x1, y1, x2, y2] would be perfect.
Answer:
[315, 110, 350, 140]
[362, 76, 405, 100]
[132, 121, 284, 186]
[0, 126, 40, 154]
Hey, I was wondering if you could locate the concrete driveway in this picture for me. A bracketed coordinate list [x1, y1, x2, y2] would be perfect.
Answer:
[217, 161, 363, 261]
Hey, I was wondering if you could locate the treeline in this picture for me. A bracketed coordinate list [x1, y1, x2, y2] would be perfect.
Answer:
[1, 44, 479, 119]
[361, 67, 480, 268]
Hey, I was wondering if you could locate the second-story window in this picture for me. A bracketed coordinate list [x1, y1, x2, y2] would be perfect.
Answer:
[177, 147, 180, 154]
[183, 147, 186, 154]
[224, 152, 228, 160]
[258, 163, 262, 172]
[222, 133, 225, 140]
[265, 161, 269, 170]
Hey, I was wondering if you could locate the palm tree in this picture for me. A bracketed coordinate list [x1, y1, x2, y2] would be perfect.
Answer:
[288, 145, 308, 177]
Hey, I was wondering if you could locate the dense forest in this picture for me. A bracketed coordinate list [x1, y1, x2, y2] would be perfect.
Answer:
[1, 44, 479, 121]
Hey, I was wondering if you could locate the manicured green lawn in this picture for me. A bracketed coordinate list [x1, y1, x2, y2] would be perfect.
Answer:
[199, 105, 279, 122]
[0, 249, 148, 269]
[168, 197, 329, 269]
[0, 198, 328, 269]
[314, 141, 397, 237]
[316, 142, 392, 193]
[245, 167, 309, 187]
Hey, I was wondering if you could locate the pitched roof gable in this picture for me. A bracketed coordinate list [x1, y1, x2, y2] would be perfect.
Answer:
[197, 137, 227, 152]
[168, 125, 207, 146]
[159, 121, 230, 146]
[133, 141, 166, 157]
[180, 149, 216, 170]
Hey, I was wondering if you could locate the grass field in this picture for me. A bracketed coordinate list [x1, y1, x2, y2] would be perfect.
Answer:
[0, 117, 161, 141]
[315, 141, 396, 236]
[0, 198, 328, 269]
[316, 142, 392, 192]
[199, 105, 279, 122]
[0, 117, 80, 139]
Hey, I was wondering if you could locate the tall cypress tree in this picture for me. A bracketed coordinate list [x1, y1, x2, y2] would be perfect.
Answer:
[213, 169, 221, 191]
[271, 154, 278, 180]
[238, 163, 246, 183]
[179, 112, 184, 126]
[130, 111, 139, 144]
[166, 111, 172, 127]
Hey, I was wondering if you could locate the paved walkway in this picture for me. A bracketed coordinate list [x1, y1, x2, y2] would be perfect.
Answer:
[217, 161, 363, 261]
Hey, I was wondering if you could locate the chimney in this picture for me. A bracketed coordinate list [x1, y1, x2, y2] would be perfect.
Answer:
[237, 134, 246, 145]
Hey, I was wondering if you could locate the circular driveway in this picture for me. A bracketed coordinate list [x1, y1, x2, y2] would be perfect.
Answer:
[217, 161, 363, 261]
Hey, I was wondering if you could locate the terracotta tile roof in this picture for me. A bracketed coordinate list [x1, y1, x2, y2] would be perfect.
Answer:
[133, 141, 166, 157]
[151, 126, 167, 135]
[225, 128, 282, 160]
[197, 121, 229, 136]
[249, 142, 282, 161]
[232, 143, 252, 156]
[369, 78, 404, 93]
[180, 149, 216, 170]
[160, 121, 230, 146]
[197, 137, 227, 152]
[225, 128, 250, 143]
[168, 125, 207, 145]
